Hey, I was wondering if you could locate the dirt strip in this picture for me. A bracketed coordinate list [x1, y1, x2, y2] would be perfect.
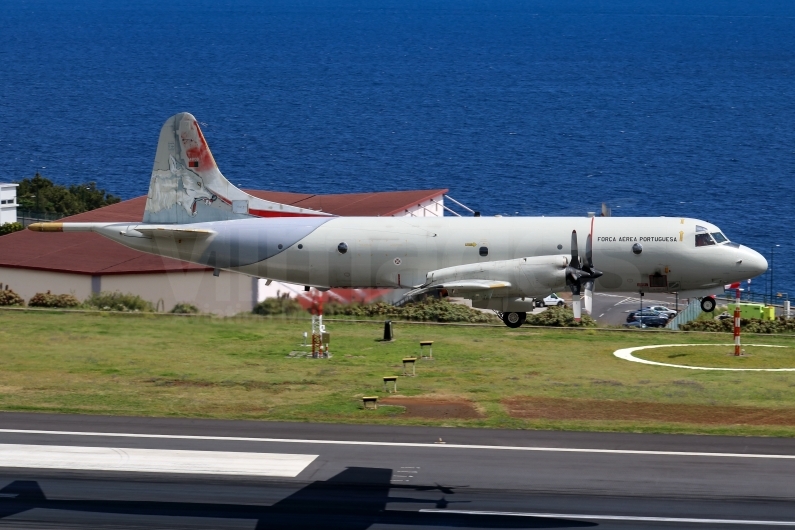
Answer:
[380, 397, 483, 419]
[503, 396, 795, 426]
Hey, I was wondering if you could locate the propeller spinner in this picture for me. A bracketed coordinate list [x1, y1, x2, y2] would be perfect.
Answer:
[565, 230, 603, 321]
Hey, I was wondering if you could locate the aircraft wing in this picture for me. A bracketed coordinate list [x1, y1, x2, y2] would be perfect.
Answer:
[434, 280, 511, 291]
[402, 280, 511, 302]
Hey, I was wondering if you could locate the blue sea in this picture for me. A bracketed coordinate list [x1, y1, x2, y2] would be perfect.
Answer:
[1, 0, 793, 295]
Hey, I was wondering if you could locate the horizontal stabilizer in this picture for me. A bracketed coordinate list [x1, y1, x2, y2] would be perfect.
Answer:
[28, 222, 114, 233]
[135, 226, 215, 238]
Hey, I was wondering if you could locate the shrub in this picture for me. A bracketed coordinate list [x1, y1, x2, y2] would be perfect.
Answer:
[253, 294, 305, 316]
[323, 299, 500, 323]
[0, 288, 24, 306]
[681, 317, 795, 334]
[28, 291, 80, 308]
[171, 303, 200, 314]
[525, 305, 596, 327]
[0, 222, 23, 236]
[84, 291, 154, 312]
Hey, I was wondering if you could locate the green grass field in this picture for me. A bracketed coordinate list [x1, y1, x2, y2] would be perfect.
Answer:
[2, 309, 795, 436]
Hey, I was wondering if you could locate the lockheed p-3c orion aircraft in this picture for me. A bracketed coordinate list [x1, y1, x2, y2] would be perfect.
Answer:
[29, 113, 768, 327]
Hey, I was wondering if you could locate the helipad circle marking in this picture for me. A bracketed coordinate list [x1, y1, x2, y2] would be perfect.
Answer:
[614, 344, 793, 371]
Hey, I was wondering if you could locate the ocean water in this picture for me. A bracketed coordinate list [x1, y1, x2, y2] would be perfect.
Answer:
[1, 0, 793, 295]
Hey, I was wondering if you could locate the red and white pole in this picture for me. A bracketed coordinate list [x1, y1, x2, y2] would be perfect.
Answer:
[734, 287, 742, 356]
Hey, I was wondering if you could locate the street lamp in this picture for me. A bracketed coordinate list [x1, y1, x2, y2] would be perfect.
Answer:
[770, 244, 780, 304]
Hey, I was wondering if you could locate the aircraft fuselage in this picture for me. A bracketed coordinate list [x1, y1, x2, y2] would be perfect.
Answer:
[88, 214, 767, 299]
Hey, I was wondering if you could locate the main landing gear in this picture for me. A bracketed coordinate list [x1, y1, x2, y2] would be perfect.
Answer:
[501, 311, 527, 328]
[700, 296, 717, 313]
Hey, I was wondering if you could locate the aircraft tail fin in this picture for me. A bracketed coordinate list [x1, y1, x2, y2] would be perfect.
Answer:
[144, 113, 333, 224]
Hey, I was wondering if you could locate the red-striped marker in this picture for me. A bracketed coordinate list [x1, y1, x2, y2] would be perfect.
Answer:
[732, 283, 742, 356]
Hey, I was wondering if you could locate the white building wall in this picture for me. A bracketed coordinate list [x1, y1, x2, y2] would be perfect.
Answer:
[0, 184, 18, 225]
[0, 267, 256, 316]
[100, 270, 256, 315]
[0, 267, 92, 302]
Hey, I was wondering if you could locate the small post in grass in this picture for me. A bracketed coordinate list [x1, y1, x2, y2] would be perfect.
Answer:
[362, 396, 378, 410]
[383, 376, 398, 393]
[402, 357, 417, 376]
[383, 320, 394, 341]
[420, 340, 434, 359]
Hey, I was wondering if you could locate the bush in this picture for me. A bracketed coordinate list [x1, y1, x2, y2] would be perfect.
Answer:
[171, 303, 200, 314]
[253, 294, 305, 316]
[323, 298, 500, 323]
[0, 222, 23, 236]
[525, 305, 596, 327]
[84, 291, 154, 312]
[0, 288, 24, 306]
[28, 291, 80, 308]
[681, 317, 795, 334]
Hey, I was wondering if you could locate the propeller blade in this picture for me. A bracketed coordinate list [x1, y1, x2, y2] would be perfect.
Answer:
[572, 293, 581, 321]
[570, 230, 579, 268]
[583, 280, 594, 314]
[585, 234, 594, 271]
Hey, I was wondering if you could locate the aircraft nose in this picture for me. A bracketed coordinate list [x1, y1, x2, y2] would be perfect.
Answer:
[738, 246, 768, 278]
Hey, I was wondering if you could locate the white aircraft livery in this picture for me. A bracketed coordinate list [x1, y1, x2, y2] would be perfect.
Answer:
[30, 113, 768, 327]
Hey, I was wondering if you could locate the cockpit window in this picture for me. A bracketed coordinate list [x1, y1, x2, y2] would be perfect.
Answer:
[711, 232, 728, 244]
[695, 233, 715, 247]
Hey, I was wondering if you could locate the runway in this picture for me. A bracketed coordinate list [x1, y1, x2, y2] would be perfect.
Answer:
[0, 413, 793, 529]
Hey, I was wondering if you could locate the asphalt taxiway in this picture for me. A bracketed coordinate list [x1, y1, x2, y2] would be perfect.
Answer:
[0, 413, 793, 529]
[591, 292, 680, 326]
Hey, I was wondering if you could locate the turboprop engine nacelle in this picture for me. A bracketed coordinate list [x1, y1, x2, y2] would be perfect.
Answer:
[424, 255, 569, 300]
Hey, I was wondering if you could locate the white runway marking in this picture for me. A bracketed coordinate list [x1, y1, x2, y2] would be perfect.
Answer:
[1, 430, 795, 460]
[614, 344, 794, 371]
[420, 509, 795, 526]
[0, 444, 316, 476]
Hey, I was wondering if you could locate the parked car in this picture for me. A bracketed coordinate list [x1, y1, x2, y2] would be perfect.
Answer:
[645, 305, 677, 319]
[626, 310, 669, 328]
[536, 293, 565, 307]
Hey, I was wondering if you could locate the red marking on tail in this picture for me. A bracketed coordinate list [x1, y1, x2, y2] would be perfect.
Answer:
[183, 120, 216, 170]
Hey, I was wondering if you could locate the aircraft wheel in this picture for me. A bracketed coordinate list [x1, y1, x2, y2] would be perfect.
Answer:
[700, 296, 717, 312]
[503, 311, 526, 328]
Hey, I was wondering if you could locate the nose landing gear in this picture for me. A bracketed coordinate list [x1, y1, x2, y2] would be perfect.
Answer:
[700, 296, 717, 312]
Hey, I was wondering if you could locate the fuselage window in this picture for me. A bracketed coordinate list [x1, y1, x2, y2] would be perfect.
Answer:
[479, 246, 489, 257]
[711, 232, 728, 244]
[695, 233, 715, 247]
